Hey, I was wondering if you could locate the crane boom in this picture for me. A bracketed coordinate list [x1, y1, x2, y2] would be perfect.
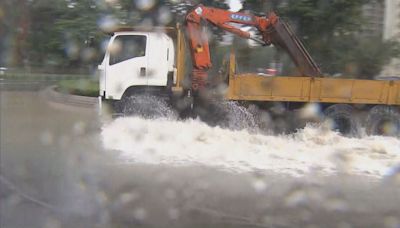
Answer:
[185, 4, 322, 92]
[267, 17, 321, 78]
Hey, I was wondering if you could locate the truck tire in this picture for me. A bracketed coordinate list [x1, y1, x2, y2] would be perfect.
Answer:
[366, 105, 400, 137]
[323, 104, 360, 137]
[121, 93, 177, 119]
[247, 104, 274, 134]
[220, 101, 258, 131]
[197, 101, 257, 131]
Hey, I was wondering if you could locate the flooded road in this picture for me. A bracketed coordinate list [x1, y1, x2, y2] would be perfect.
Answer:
[1, 87, 400, 228]
[103, 116, 400, 177]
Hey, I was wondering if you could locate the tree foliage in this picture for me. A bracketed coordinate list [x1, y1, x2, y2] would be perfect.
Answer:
[2, 0, 228, 70]
[1, 0, 399, 78]
[289, 0, 400, 78]
[241, 0, 400, 78]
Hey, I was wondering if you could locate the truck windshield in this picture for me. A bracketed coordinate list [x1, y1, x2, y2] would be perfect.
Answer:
[109, 35, 147, 65]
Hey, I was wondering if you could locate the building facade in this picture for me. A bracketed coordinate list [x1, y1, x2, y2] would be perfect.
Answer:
[363, 0, 385, 39]
[382, 0, 400, 76]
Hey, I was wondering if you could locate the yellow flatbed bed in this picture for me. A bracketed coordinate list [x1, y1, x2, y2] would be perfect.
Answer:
[227, 74, 400, 105]
[224, 52, 400, 106]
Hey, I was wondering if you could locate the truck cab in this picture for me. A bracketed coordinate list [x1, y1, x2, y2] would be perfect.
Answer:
[98, 31, 176, 101]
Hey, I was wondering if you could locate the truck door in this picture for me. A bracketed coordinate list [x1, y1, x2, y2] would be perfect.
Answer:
[146, 34, 171, 86]
[105, 34, 148, 99]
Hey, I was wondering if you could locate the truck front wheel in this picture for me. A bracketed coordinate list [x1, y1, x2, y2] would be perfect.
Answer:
[121, 93, 176, 119]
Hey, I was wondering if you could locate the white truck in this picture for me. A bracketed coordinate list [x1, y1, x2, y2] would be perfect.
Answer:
[97, 5, 400, 136]
[98, 31, 176, 100]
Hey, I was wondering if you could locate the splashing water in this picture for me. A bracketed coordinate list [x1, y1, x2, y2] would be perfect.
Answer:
[101, 116, 400, 178]
[214, 101, 258, 131]
[122, 95, 178, 119]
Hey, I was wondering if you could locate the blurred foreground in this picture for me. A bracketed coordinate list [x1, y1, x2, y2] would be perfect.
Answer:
[1, 85, 400, 228]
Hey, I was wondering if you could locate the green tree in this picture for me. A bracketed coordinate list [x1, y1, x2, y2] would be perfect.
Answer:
[277, 0, 365, 76]
[351, 38, 400, 78]
[3, 0, 234, 71]
[239, 0, 400, 78]
[19, 0, 104, 71]
[0, 0, 31, 67]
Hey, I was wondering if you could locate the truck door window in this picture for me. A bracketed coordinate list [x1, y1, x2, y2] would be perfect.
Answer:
[109, 35, 146, 65]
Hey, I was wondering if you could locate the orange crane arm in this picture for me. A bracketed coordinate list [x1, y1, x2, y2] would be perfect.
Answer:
[185, 4, 321, 92]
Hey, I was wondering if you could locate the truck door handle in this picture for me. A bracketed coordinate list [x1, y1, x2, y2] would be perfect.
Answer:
[140, 67, 146, 77]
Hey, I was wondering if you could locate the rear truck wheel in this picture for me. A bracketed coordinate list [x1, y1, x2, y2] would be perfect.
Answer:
[121, 93, 177, 119]
[251, 102, 302, 134]
[194, 100, 258, 131]
[323, 104, 361, 137]
[219, 101, 258, 131]
[366, 105, 400, 137]
[247, 104, 274, 134]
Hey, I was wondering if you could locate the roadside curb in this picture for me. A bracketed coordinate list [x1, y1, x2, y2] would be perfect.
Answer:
[43, 85, 98, 109]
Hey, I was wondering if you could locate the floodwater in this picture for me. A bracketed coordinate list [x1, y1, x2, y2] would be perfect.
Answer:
[1, 84, 400, 228]
[103, 116, 400, 177]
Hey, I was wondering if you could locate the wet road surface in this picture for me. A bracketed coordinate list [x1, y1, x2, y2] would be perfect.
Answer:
[1, 85, 400, 228]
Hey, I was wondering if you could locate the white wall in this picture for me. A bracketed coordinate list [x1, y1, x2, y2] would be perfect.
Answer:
[381, 0, 400, 76]
[384, 0, 399, 40]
